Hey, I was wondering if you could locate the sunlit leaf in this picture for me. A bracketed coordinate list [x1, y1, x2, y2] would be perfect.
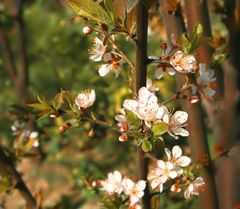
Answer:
[141, 140, 152, 152]
[66, 0, 112, 24]
[152, 122, 168, 136]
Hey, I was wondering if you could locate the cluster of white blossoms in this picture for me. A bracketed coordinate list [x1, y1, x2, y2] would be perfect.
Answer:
[100, 170, 146, 208]
[147, 146, 205, 199]
[89, 37, 121, 77]
[11, 120, 39, 148]
[122, 87, 189, 138]
[75, 89, 96, 110]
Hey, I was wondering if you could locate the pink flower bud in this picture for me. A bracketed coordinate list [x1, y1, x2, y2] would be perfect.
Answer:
[190, 96, 199, 104]
[82, 26, 93, 35]
[119, 134, 128, 142]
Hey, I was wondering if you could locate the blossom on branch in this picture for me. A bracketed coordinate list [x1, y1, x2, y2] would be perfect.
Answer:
[122, 178, 146, 206]
[184, 177, 205, 199]
[89, 37, 108, 62]
[196, 63, 216, 97]
[147, 160, 179, 193]
[123, 87, 164, 128]
[98, 53, 121, 77]
[170, 50, 197, 73]
[100, 170, 124, 195]
[165, 146, 191, 168]
[75, 89, 96, 110]
[159, 107, 189, 139]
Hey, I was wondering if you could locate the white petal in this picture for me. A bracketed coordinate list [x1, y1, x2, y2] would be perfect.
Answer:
[123, 99, 138, 113]
[155, 67, 163, 79]
[113, 170, 122, 181]
[166, 67, 176, 76]
[169, 171, 178, 179]
[157, 160, 166, 169]
[29, 131, 39, 139]
[164, 148, 171, 161]
[99, 64, 111, 77]
[103, 52, 112, 62]
[136, 180, 146, 191]
[203, 87, 216, 97]
[172, 145, 182, 159]
[177, 156, 191, 167]
[171, 127, 189, 137]
[172, 111, 188, 124]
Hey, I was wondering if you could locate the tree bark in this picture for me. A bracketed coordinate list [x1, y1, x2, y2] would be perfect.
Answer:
[159, 1, 219, 209]
[136, 1, 151, 208]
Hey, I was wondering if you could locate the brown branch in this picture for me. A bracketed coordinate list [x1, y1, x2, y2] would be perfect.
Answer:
[0, 146, 38, 209]
[0, 26, 17, 86]
[135, 1, 151, 209]
[159, 1, 220, 209]
[15, 0, 29, 102]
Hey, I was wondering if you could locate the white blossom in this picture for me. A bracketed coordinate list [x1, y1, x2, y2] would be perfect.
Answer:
[122, 178, 146, 206]
[123, 87, 164, 127]
[101, 170, 124, 195]
[147, 160, 178, 192]
[170, 50, 197, 73]
[98, 53, 121, 77]
[75, 89, 96, 110]
[160, 107, 189, 139]
[165, 145, 191, 167]
[184, 177, 205, 199]
[89, 37, 108, 62]
[196, 63, 216, 97]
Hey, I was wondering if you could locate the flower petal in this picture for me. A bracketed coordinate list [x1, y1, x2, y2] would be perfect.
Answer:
[177, 156, 191, 167]
[172, 145, 182, 159]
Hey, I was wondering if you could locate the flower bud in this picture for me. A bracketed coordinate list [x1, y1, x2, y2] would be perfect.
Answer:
[190, 95, 199, 104]
[119, 134, 128, 142]
[160, 42, 168, 50]
[83, 26, 93, 35]
[88, 128, 95, 137]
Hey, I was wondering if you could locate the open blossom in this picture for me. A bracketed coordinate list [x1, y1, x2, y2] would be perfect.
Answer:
[184, 177, 205, 199]
[170, 50, 197, 73]
[101, 170, 123, 195]
[89, 37, 108, 62]
[122, 178, 146, 206]
[98, 53, 121, 77]
[148, 160, 179, 192]
[75, 89, 96, 110]
[196, 63, 216, 97]
[165, 146, 191, 168]
[123, 87, 164, 127]
[160, 106, 189, 139]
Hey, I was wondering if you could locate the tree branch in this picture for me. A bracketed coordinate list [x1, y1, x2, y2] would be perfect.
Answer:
[135, 1, 151, 209]
[0, 146, 38, 209]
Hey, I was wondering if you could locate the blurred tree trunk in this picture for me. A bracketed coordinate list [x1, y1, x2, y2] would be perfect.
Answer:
[159, 1, 219, 209]
[0, 0, 29, 103]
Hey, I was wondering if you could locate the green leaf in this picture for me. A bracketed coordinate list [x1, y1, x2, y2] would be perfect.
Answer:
[152, 122, 168, 136]
[141, 140, 152, 152]
[28, 96, 55, 117]
[66, 0, 112, 24]
[127, 0, 139, 12]
[125, 110, 141, 128]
